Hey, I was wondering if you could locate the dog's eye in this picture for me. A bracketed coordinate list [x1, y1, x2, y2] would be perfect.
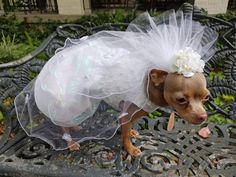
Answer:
[176, 98, 188, 104]
[203, 95, 210, 101]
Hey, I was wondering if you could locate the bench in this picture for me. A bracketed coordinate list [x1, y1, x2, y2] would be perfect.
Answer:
[0, 3, 235, 177]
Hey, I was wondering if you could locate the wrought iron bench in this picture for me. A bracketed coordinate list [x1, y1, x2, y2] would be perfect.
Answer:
[0, 3, 235, 177]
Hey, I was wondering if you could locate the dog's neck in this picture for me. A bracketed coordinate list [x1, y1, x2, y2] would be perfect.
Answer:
[147, 78, 169, 107]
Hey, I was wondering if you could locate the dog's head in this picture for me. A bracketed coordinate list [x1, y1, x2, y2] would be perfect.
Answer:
[149, 69, 210, 124]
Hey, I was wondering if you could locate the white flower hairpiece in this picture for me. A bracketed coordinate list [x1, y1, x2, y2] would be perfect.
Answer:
[172, 47, 205, 77]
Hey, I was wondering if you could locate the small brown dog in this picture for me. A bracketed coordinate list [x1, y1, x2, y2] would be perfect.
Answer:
[64, 69, 210, 156]
[120, 69, 210, 156]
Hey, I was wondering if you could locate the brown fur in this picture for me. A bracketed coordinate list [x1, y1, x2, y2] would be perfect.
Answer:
[121, 69, 210, 156]
[64, 69, 210, 156]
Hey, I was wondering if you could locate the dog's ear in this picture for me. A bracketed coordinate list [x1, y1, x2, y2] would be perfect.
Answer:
[150, 69, 168, 87]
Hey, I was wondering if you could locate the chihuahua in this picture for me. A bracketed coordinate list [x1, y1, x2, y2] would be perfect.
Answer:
[120, 69, 210, 156]
[63, 69, 210, 156]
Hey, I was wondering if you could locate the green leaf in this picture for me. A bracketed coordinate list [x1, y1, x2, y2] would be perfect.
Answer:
[222, 94, 235, 102]
[152, 111, 162, 116]
[208, 114, 235, 125]
[0, 111, 3, 122]
[24, 31, 34, 47]
[213, 96, 224, 106]
[148, 113, 154, 119]
[208, 71, 225, 81]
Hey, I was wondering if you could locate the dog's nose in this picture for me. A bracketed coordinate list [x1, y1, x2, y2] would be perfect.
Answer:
[197, 114, 208, 122]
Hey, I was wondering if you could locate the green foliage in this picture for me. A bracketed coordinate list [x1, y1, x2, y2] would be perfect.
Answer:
[1, 30, 16, 50]
[208, 71, 225, 81]
[213, 94, 235, 106]
[75, 9, 136, 26]
[148, 111, 162, 119]
[0, 15, 58, 44]
[215, 10, 236, 21]
[0, 9, 164, 64]
[148, 113, 155, 119]
[208, 114, 235, 125]
[37, 53, 48, 61]
[29, 71, 38, 80]
[149, 9, 161, 17]
[0, 111, 3, 123]
[0, 14, 58, 63]
[216, 41, 224, 49]
[208, 94, 235, 125]
[0, 31, 36, 63]
[24, 31, 34, 47]
[76, 8, 163, 26]
[222, 94, 235, 102]
[0, 9, 137, 63]
[199, 8, 208, 15]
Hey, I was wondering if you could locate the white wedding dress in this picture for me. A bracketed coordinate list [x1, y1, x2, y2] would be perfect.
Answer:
[14, 10, 218, 150]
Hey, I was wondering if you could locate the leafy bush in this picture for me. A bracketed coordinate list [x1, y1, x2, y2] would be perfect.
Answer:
[207, 94, 235, 124]
[208, 114, 235, 125]
[0, 31, 36, 63]
[0, 15, 59, 63]
[0, 15, 58, 44]
[215, 10, 236, 21]
[0, 9, 137, 63]
[75, 9, 136, 26]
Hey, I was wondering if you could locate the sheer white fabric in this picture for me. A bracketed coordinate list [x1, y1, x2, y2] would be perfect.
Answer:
[14, 10, 218, 150]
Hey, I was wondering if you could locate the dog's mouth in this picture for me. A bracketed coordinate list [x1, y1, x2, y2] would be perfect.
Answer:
[190, 116, 208, 125]
[180, 114, 207, 125]
[192, 119, 205, 125]
[171, 108, 207, 125]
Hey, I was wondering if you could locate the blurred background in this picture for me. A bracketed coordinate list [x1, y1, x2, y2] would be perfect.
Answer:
[0, 0, 235, 17]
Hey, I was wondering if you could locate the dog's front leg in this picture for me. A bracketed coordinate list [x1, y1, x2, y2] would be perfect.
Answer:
[121, 115, 141, 156]
[121, 106, 147, 157]
[61, 127, 80, 151]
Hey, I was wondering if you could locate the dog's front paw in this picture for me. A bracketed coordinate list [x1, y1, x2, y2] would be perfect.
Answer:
[130, 129, 139, 138]
[68, 141, 80, 151]
[72, 126, 82, 132]
[127, 145, 142, 157]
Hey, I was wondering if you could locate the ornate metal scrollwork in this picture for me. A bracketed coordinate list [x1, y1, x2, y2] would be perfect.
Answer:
[0, 3, 235, 177]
